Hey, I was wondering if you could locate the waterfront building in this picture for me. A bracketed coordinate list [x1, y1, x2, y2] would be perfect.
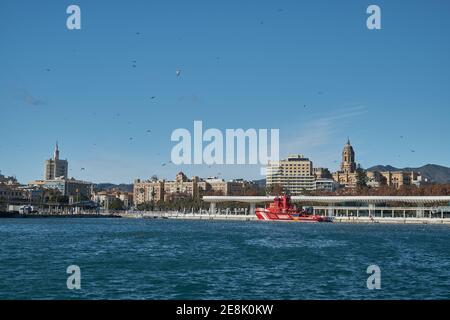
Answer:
[134, 172, 203, 205]
[44, 143, 68, 180]
[164, 172, 207, 200]
[92, 190, 133, 209]
[134, 179, 165, 203]
[29, 178, 93, 198]
[266, 154, 315, 195]
[332, 139, 358, 188]
[133, 172, 257, 206]
[0, 183, 26, 204]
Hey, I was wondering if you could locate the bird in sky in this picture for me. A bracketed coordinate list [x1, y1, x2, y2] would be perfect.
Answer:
[176, 69, 181, 77]
[146, 129, 152, 133]
[81, 168, 85, 171]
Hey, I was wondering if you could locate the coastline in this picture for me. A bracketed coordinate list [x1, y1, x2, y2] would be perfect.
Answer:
[2, 211, 449, 224]
[121, 212, 450, 224]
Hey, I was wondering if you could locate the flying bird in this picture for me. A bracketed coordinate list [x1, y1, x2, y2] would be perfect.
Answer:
[176, 69, 181, 77]
[81, 168, 85, 171]
[146, 129, 152, 133]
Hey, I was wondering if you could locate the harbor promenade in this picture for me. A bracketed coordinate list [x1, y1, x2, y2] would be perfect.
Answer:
[118, 209, 450, 224]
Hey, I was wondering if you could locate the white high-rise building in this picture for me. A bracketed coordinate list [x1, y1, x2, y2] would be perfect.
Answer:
[266, 154, 315, 195]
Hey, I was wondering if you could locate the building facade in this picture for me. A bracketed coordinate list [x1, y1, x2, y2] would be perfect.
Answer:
[133, 172, 256, 206]
[314, 178, 339, 192]
[332, 139, 358, 188]
[44, 143, 68, 180]
[92, 190, 134, 209]
[29, 178, 93, 198]
[366, 170, 422, 189]
[266, 154, 315, 195]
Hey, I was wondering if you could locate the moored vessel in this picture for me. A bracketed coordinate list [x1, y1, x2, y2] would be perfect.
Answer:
[255, 195, 332, 222]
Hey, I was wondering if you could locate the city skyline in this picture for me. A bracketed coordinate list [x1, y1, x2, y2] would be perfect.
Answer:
[1, 0, 450, 183]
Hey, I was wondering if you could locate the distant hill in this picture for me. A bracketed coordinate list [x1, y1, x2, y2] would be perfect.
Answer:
[366, 164, 450, 184]
[95, 183, 134, 192]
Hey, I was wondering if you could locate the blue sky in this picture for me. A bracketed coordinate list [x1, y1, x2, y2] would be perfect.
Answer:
[1, 0, 449, 184]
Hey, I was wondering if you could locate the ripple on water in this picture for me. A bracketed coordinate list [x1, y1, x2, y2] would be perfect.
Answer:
[0, 218, 449, 299]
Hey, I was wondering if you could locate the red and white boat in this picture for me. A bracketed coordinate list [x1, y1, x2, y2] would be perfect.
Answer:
[255, 195, 332, 222]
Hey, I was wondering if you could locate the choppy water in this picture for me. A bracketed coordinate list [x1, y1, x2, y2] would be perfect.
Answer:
[0, 218, 449, 299]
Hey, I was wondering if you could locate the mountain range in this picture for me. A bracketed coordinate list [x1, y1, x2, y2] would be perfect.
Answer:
[366, 164, 450, 184]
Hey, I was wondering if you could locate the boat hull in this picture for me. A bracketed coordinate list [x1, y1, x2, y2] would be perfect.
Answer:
[256, 209, 333, 222]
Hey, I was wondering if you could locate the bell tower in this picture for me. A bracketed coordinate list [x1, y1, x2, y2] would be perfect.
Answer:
[341, 138, 356, 173]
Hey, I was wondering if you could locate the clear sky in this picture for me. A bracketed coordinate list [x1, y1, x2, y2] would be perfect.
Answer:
[1, 0, 449, 184]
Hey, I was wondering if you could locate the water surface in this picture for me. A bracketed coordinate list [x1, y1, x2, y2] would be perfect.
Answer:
[0, 218, 449, 299]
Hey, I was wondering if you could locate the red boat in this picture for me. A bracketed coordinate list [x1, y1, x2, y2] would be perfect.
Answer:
[255, 195, 332, 222]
